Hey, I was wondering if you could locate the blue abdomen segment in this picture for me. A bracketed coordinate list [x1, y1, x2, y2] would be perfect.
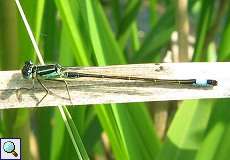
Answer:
[193, 79, 218, 87]
[193, 79, 209, 87]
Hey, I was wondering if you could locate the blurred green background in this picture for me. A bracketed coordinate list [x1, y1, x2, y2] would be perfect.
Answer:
[0, 0, 230, 160]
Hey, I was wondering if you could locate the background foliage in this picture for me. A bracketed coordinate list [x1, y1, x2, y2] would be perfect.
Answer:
[0, 0, 230, 160]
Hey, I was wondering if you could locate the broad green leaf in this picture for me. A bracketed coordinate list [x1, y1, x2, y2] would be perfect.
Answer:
[43, 0, 60, 62]
[157, 100, 213, 160]
[218, 2, 230, 61]
[192, 0, 214, 61]
[85, 0, 125, 65]
[195, 100, 230, 160]
[55, 0, 92, 66]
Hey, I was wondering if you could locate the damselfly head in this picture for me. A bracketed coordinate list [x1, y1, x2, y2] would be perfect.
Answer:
[22, 60, 34, 79]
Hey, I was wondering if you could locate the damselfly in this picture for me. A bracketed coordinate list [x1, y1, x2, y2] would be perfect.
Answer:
[21, 60, 218, 105]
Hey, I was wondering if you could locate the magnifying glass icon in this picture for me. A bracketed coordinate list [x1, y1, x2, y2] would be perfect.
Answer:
[3, 141, 18, 157]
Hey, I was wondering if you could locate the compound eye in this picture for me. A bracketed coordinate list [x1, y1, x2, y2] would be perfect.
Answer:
[22, 68, 32, 79]
[22, 60, 33, 79]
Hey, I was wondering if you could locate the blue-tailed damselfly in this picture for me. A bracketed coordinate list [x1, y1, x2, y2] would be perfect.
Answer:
[21, 60, 218, 105]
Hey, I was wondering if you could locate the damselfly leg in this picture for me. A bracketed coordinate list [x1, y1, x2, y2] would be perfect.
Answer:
[46, 79, 73, 104]
[35, 78, 72, 106]
[36, 77, 50, 106]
